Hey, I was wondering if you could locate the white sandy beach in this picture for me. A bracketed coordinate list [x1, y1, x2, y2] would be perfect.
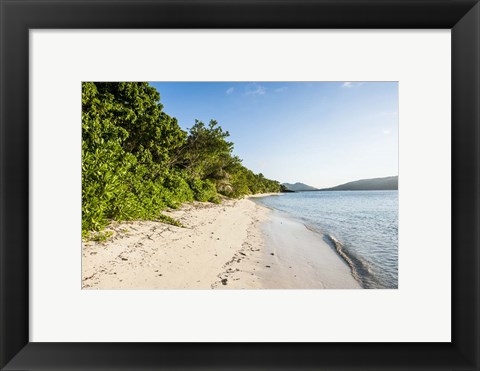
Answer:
[82, 196, 361, 289]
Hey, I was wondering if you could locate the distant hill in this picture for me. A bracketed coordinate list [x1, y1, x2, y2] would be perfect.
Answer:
[321, 176, 398, 191]
[282, 182, 318, 191]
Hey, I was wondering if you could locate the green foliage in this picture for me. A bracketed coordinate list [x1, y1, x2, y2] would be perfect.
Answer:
[82, 82, 281, 236]
[161, 171, 194, 208]
[156, 213, 185, 228]
[177, 120, 233, 180]
[189, 179, 220, 203]
[85, 230, 114, 243]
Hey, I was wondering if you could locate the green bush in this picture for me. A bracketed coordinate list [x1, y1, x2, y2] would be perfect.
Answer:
[162, 171, 194, 208]
[189, 178, 220, 203]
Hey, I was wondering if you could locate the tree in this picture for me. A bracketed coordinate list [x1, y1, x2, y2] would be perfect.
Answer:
[92, 82, 186, 165]
[82, 82, 192, 234]
[177, 120, 233, 180]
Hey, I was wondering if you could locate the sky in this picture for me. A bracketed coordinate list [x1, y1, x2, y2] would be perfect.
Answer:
[149, 81, 398, 189]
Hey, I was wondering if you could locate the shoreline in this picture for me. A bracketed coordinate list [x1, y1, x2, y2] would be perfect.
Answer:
[259, 208, 361, 289]
[82, 195, 361, 289]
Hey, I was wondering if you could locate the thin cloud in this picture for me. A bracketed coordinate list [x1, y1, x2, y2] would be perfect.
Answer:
[274, 87, 288, 93]
[226, 87, 234, 95]
[244, 83, 266, 96]
[382, 129, 391, 135]
[342, 82, 364, 88]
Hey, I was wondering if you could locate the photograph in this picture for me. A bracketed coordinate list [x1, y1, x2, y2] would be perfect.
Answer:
[4, 0, 479, 367]
[81, 81, 398, 290]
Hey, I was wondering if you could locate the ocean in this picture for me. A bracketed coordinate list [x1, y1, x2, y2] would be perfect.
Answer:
[254, 191, 398, 289]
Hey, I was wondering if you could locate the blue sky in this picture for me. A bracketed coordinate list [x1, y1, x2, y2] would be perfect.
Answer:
[149, 81, 398, 188]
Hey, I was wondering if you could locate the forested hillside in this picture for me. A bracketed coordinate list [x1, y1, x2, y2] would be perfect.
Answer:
[320, 176, 398, 191]
[282, 182, 318, 191]
[82, 82, 281, 235]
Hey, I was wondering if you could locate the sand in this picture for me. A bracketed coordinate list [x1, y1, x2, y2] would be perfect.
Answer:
[82, 196, 361, 289]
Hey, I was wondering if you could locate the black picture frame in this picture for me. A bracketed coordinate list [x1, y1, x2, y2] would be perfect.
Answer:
[1, 0, 479, 370]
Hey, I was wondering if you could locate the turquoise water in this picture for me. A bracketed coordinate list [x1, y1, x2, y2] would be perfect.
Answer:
[254, 191, 398, 289]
